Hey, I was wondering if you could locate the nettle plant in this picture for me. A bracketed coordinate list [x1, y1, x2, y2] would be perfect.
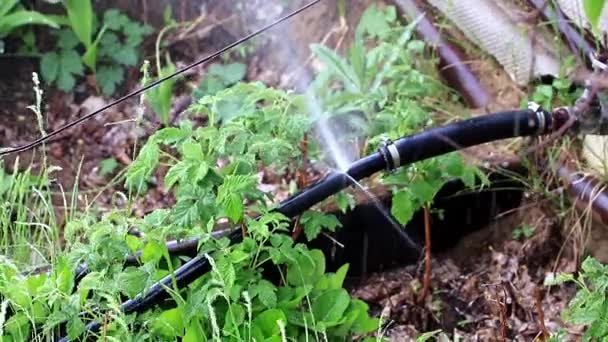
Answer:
[41, 1, 152, 95]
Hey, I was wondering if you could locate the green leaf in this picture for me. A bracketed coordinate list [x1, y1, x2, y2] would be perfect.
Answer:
[153, 308, 185, 338]
[67, 317, 85, 340]
[112, 45, 138, 66]
[0, 0, 18, 18]
[183, 319, 205, 342]
[59, 48, 84, 75]
[4, 313, 30, 340]
[311, 44, 361, 93]
[355, 4, 396, 40]
[97, 65, 124, 96]
[116, 267, 148, 297]
[82, 26, 107, 71]
[181, 141, 204, 160]
[99, 157, 119, 176]
[257, 280, 278, 308]
[253, 309, 286, 338]
[142, 240, 164, 264]
[164, 161, 190, 190]
[287, 249, 326, 286]
[391, 190, 414, 225]
[64, 0, 93, 47]
[103, 9, 129, 31]
[336, 192, 356, 213]
[300, 211, 342, 241]
[312, 288, 350, 324]
[40, 52, 60, 83]
[584, 0, 606, 29]
[329, 263, 349, 289]
[55, 257, 74, 295]
[410, 179, 437, 204]
[223, 192, 244, 223]
[148, 57, 176, 125]
[0, 11, 60, 38]
[208, 62, 247, 85]
[125, 234, 143, 253]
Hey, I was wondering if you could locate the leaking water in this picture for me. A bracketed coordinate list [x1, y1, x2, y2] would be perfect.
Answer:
[341, 173, 421, 253]
[251, 1, 416, 248]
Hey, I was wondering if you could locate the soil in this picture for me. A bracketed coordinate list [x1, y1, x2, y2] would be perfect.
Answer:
[0, 0, 594, 340]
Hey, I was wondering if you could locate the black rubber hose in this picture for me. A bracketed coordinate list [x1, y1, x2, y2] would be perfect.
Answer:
[60, 108, 555, 340]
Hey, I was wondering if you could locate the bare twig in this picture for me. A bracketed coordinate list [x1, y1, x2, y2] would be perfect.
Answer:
[535, 287, 549, 341]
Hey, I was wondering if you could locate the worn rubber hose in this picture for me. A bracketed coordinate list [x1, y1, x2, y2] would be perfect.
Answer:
[60, 108, 558, 340]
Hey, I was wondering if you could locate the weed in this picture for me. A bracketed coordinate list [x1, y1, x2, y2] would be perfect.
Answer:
[512, 223, 535, 240]
[40, 2, 153, 95]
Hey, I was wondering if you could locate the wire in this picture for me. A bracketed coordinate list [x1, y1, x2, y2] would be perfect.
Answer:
[0, 0, 322, 157]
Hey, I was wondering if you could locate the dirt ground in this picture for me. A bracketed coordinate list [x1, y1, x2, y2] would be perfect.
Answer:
[0, 0, 595, 340]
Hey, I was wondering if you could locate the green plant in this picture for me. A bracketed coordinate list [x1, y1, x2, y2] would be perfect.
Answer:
[0, 4, 499, 340]
[310, 5, 485, 226]
[0, 0, 59, 39]
[545, 257, 608, 341]
[512, 223, 535, 240]
[584, 0, 606, 30]
[40, 3, 152, 95]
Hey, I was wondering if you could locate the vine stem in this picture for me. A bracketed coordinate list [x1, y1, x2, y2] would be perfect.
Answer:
[417, 206, 432, 304]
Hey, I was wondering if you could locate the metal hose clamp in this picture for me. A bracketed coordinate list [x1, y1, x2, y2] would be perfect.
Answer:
[528, 101, 547, 135]
[379, 139, 401, 172]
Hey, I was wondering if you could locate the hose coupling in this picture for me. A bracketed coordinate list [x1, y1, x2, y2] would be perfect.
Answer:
[528, 101, 549, 135]
[379, 138, 401, 172]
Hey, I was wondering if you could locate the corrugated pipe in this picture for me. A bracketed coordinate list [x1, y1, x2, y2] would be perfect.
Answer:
[392, 0, 491, 108]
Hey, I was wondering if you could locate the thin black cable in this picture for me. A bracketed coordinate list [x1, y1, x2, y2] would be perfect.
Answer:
[0, 0, 322, 157]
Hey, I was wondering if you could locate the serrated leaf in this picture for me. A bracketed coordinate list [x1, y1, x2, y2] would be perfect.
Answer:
[208, 62, 247, 85]
[116, 268, 148, 297]
[181, 141, 204, 160]
[153, 127, 190, 145]
[60, 49, 84, 76]
[300, 211, 342, 241]
[391, 190, 414, 225]
[40, 52, 60, 83]
[335, 192, 356, 213]
[97, 65, 124, 96]
[112, 45, 138, 66]
[311, 44, 361, 93]
[103, 9, 128, 31]
[125, 234, 142, 253]
[223, 193, 243, 223]
[142, 240, 164, 264]
[164, 161, 189, 190]
[257, 280, 277, 308]
[410, 179, 437, 204]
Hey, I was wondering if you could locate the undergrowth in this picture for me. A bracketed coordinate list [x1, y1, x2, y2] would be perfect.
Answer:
[4, 2, 608, 342]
